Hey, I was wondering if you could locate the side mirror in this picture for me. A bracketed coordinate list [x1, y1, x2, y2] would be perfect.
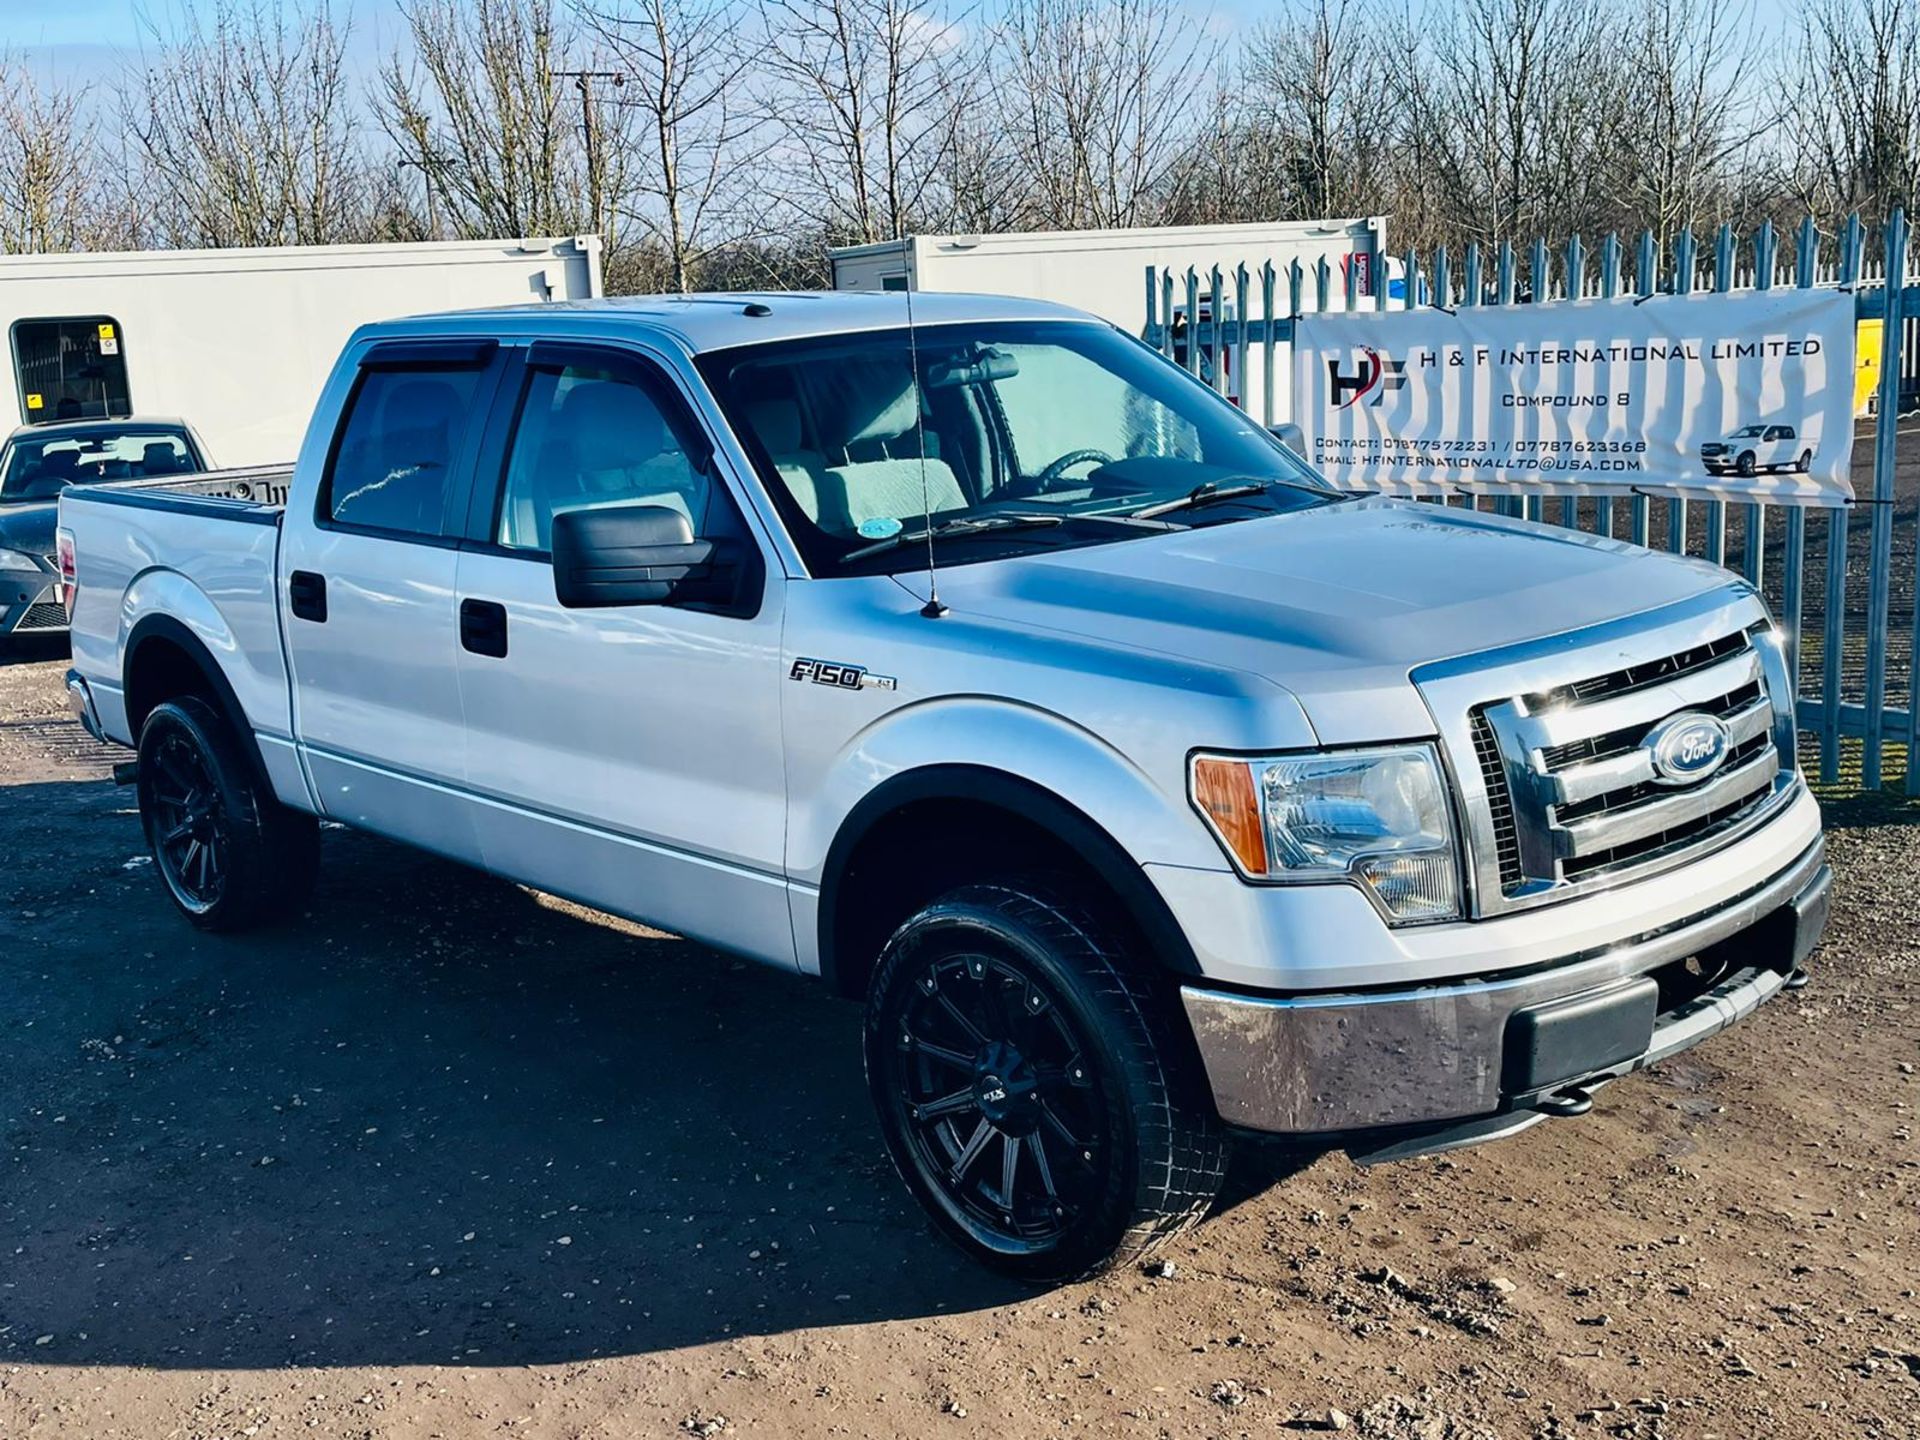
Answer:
[1268, 422, 1306, 456]
[551, 502, 729, 609]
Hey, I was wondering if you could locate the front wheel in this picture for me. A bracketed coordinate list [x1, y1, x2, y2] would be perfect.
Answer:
[864, 882, 1228, 1281]
[1797, 450, 1813, 473]
[1737, 450, 1757, 476]
[136, 696, 319, 932]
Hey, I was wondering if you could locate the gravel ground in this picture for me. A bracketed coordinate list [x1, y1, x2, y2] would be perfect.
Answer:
[0, 646, 1915, 1440]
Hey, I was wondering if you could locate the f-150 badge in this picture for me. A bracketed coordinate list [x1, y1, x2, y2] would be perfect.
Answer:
[789, 657, 898, 692]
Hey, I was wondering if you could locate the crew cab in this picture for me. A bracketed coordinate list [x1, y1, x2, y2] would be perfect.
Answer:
[1700, 423, 1814, 476]
[59, 293, 1829, 1280]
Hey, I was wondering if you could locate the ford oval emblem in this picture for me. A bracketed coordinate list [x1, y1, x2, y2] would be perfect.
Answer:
[1643, 711, 1730, 784]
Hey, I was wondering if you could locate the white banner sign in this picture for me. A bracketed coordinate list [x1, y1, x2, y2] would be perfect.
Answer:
[1294, 289, 1857, 503]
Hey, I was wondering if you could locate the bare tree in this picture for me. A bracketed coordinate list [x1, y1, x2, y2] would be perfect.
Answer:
[990, 0, 1219, 230]
[1242, 0, 1383, 220]
[1781, 0, 1920, 231]
[755, 0, 981, 242]
[1601, 0, 1759, 247]
[1385, 0, 1627, 256]
[0, 55, 100, 252]
[589, 0, 763, 291]
[127, 0, 366, 247]
[378, 0, 634, 250]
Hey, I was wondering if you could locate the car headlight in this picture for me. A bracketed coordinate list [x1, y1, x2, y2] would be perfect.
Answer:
[1190, 744, 1462, 923]
[0, 548, 43, 573]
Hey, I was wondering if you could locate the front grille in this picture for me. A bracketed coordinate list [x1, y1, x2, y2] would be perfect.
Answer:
[15, 600, 68, 632]
[1468, 627, 1790, 907]
[1469, 708, 1524, 891]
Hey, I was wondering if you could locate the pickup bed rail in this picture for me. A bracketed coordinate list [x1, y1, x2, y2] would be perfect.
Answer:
[61, 465, 293, 524]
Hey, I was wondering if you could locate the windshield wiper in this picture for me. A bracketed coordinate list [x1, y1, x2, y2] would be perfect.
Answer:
[841, 513, 1064, 562]
[1129, 481, 1274, 520]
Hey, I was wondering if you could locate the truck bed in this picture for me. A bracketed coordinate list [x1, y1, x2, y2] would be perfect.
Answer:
[60, 464, 298, 758]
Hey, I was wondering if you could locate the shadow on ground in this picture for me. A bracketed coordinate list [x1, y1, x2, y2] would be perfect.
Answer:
[1, 776, 1046, 1369]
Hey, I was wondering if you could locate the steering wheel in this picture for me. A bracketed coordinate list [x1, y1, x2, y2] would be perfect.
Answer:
[1033, 448, 1116, 492]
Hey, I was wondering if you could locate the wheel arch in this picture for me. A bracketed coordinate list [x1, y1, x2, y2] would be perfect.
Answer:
[817, 764, 1201, 999]
[122, 613, 272, 792]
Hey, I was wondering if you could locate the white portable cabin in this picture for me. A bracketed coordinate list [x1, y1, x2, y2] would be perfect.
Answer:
[828, 219, 1386, 423]
[0, 236, 603, 468]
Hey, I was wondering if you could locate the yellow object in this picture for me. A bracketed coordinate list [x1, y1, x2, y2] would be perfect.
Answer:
[97, 322, 115, 341]
[24, 392, 41, 411]
[1855, 318, 1884, 418]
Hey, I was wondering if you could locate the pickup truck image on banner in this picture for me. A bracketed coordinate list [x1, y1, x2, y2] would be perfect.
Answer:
[1294, 288, 1857, 504]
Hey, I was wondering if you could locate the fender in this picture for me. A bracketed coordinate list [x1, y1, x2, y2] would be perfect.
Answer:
[789, 694, 1230, 886]
[121, 610, 276, 796]
[816, 762, 1204, 991]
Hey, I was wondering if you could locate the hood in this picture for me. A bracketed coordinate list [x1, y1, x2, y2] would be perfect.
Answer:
[927, 497, 1736, 743]
[0, 499, 57, 558]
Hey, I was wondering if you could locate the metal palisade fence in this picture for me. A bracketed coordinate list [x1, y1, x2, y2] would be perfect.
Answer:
[1144, 212, 1920, 797]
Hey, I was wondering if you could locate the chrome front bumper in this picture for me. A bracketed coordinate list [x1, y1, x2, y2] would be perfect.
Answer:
[1180, 835, 1829, 1140]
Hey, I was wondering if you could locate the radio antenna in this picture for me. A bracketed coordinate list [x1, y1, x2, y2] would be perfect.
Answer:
[902, 249, 947, 619]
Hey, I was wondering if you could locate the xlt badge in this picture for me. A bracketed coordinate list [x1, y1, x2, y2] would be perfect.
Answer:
[789, 656, 897, 692]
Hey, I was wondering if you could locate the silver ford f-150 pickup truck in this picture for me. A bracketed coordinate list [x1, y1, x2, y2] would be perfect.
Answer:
[59, 292, 1829, 1280]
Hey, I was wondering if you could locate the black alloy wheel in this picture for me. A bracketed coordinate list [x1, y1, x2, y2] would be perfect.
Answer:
[135, 695, 320, 931]
[145, 725, 230, 915]
[884, 947, 1108, 1251]
[865, 883, 1228, 1281]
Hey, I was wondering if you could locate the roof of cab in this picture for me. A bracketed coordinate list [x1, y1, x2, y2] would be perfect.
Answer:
[364, 290, 1101, 354]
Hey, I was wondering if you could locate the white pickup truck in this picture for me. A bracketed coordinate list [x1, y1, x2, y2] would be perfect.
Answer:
[59, 292, 1829, 1280]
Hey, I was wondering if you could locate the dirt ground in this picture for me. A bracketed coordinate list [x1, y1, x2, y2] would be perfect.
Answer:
[0, 647, 1914, 1440]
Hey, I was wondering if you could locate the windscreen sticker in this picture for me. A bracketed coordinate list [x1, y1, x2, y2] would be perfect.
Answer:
[856, 515, 904, 540]
[24, 392, 41, 410]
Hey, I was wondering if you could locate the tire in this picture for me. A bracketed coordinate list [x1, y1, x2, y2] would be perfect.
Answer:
[1797, 450, 1812, 474]
[1737, 450, 1757, 477]
[135, 696, 320, 932]
[864, 881, 1229, 1282]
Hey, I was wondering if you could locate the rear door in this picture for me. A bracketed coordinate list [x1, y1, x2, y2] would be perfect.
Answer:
[279, 337, 504, 862]
[450, 339, 794, 965]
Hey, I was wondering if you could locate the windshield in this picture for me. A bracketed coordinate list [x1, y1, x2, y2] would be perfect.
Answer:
[697, 320, 1336, 574]
[1729, 425, 1766, 438]
[0, 428, 201, 501]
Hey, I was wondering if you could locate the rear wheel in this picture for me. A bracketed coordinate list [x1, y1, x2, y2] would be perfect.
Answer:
[864, 882, 1228, 1282]
[136, 696, 319, 932]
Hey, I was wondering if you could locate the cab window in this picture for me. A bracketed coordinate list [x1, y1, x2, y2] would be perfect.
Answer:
[494, 359, 725, 553]
[323, 365, 484, 538]
[12, 317, 131, 424]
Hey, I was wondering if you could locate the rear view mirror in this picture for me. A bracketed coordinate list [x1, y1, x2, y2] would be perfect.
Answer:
[551, 502, 730, 609]
[1268, 422, 1306, 456]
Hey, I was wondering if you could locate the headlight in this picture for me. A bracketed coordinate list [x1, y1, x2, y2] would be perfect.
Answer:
[1190, 744, 1462, 923]
[0, 548, 42, 573]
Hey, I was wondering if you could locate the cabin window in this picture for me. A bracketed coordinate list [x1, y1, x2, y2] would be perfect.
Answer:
[11, 316, 132, 424]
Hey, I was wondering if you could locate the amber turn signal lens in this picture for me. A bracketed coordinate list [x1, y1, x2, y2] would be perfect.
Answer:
[1191, 757, 1267, 876]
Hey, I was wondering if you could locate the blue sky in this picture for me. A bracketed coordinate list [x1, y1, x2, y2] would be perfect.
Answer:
[5, 0, 1803, 86]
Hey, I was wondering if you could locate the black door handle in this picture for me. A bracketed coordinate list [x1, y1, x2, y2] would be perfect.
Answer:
[288, 570, 327, 622]
[460, 598, 509, 658]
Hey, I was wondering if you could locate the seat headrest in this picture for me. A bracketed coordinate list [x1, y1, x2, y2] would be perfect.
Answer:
[40, 449, 78, 475]
[384, 379, 462, 443]
[748, 397, 804, 456]
[809, 358, 921, 451]
[142, 442, 178, 472]
[561, 380, 664, 472]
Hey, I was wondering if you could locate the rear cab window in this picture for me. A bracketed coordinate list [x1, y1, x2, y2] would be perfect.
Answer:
[320, 340, 497, 539]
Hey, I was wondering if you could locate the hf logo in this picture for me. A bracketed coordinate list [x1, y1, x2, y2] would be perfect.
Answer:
[1328, 347, 1408, 409]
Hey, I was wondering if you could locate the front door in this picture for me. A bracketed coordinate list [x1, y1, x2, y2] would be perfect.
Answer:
[451, 341, 794, 965]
